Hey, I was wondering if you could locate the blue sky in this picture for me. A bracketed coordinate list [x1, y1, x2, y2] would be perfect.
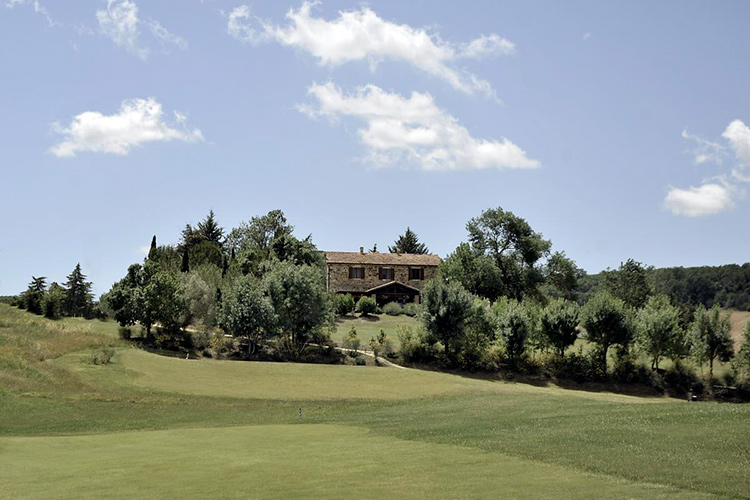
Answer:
[1, 0, 749, 297]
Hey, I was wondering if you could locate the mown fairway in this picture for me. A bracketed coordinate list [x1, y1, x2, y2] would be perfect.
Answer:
[1, 304, 750, 499]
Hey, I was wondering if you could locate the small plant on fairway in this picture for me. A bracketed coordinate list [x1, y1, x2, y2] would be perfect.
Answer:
[342, 326, 361, 353]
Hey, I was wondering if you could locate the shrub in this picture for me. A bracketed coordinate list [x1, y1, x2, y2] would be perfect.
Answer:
[118, 327, 132, 340]
[187, 329, 211, 351]
[382, 302, 403, 316]
[334, 294, 355, 316]
[663, 361, 700, 396]
[356, 296, 377, 316]
[354, 356, 366, 366]
[402, 303, 419, 317]
[92, 348, 115, 365]
[375, 329, 396, 358]
[398, 324, 434, 363]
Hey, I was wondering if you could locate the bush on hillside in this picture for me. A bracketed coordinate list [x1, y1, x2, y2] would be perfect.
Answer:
[334, 294, 355, 316]
[92, 348, 115, 365]
[356, 297, 377, 316]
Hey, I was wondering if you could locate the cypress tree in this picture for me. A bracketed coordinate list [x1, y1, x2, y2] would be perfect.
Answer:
[181, 249, 190, 273]
[148, 235, 157, 259]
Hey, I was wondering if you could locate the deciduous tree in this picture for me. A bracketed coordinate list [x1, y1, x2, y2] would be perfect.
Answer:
[690, 305, 734, 379]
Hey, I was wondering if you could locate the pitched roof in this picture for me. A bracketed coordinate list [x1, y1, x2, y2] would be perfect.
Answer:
[323, 251, 441, 266]
[365, 281, 422, 294]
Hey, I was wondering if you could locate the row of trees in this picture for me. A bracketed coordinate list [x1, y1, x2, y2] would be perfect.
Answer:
[420, 278, 739, 380]
[14, 264, 95, 319]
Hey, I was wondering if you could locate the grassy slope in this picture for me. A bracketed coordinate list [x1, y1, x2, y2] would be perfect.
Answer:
[2, 304, 750, 499]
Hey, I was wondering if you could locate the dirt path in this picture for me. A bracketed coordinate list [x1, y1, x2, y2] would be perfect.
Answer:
[336, 347, 410, 370]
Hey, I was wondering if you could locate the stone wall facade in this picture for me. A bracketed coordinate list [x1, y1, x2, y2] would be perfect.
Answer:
[327, 263, 438, 295]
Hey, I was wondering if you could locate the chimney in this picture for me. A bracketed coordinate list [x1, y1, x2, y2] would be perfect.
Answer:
[360, 246, 364, 254]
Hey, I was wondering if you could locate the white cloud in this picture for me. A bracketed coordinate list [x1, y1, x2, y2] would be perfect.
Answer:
[50, 97, 203, 158]
[4, 0, 57, 26]
[228, 2, 514, 99]
[149, 19, 188, 51]
[300, 82, 538, 171]
[97, 0, 149, 60]
[664, 183, 733, 217]
[96, 1, 186, 59]
[722, 120, 750, 181]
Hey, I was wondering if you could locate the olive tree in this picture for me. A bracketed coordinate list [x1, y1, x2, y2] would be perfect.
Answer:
[540, 298, 580, 357]
[581, 293, 633, 371]
[421, 279, 474, 365]
[636, 295, 685, 370]
[219, 275, 276, 354]
[690, 304, 734, 379]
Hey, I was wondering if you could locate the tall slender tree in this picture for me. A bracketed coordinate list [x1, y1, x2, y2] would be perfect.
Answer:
[24, 276, 47, 315]
[197, 210, 224, 246]
[389, 227, 429, 254]
[148, 235, 157, 259]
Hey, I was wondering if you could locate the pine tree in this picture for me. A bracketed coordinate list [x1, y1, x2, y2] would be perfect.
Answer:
[24, 276, 47, 315]
[389, 227, 429, 254]
[197, 210, 224, 246]
[63, 263, 93, 317]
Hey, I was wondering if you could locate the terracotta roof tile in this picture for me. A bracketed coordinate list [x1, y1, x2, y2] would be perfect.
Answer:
[323, 251, 441, 266]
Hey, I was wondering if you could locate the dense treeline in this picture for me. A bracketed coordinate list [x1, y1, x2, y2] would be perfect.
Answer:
[579, 264, 750, 311]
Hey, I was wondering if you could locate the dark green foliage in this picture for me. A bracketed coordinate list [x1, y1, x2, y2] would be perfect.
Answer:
[63, 263, 94, 318]
[334, 294, 355, 316]
[421, 279, 474, 364]
[690, 304, 734, 379]
[23, 276, 47, 315]
[663, 361, 702, 396]
[441, 243, 504, 300]
[495, 300, 531, 362]
[42, 283, 65, 320]
[544, 252, 584, 301]
[652, 263, 750, 311]
[355, 296, 377, 316]
[389, 227, 429, 254]
[464, 207, 551, 300]
[540, 299, 580, 357]
[197, 210, 224, 246]
[188, 241, 223, 269]
[226, 209, 293, 255]
[148, 235, 157, 259]
[581, 293, 633, 371]
[181, 249, 190, 273]
[604, 259, 653, 309]
[271, 234, 325, 267]
[219, 275, 276, 354]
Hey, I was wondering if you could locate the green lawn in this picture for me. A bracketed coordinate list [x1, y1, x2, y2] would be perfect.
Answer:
[2, 304, 750, 499]
[332, 313, 418, 349]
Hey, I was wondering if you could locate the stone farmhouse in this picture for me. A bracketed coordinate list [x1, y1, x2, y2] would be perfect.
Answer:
[323, 248, 441, 305]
